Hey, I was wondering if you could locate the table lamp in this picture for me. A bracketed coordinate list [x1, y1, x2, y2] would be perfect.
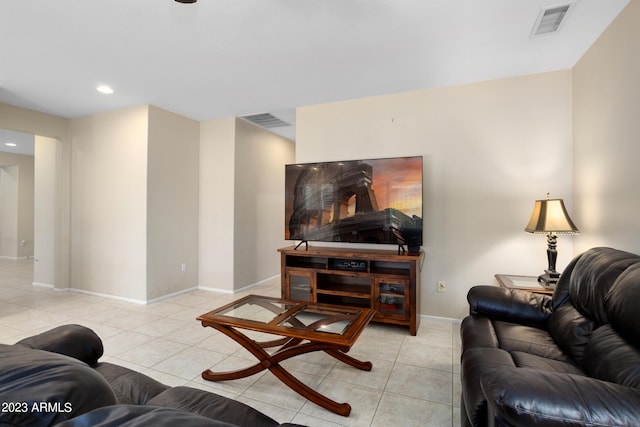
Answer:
[525, 193, 579, 287]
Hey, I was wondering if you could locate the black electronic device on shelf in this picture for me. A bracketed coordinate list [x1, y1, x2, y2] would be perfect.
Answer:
[329, 258, 368, 272]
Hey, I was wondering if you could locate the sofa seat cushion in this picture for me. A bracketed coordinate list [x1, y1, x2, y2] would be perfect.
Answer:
[94, 362, 169, 405]
[462, 315, 569, 363]
[492, 320, 569, 361]
[53, 405, 238, 427]
[147, 386, 280, 427]
[0, 344, 117, 427]
[510, 351, 584, 374]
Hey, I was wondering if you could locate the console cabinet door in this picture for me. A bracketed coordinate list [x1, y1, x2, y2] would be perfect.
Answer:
[374, 277, 410, 320]
[284, 268, 315, 302]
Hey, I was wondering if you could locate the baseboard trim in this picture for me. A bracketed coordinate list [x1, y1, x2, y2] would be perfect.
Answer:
[32, 281, 54, 289]
[420, 314, 463, 324]
[197, 274, 280, 295]
[146, 286, 199, 304]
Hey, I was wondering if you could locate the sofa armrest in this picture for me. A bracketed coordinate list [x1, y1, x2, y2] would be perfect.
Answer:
[481, 368, 640, 426]
[467, 285, 552, 328]
[15, 324, 104, 366]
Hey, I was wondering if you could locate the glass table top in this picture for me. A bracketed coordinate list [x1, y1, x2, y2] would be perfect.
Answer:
[216, 296, 297, 323]
[212, 295, 363, 335]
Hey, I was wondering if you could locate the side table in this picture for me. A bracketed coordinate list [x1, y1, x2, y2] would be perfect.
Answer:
[494, 274, 554, 295]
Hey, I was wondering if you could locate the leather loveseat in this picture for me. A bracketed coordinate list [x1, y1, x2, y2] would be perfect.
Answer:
[0, 324, 304, 427]
[460, 247, 640, 426]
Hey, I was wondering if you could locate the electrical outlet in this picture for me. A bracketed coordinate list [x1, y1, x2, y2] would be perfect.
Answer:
[437, 281, 446, 293]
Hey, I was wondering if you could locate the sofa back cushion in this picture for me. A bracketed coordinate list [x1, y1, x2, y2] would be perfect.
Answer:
[605, 262, 640, 348]
[548, 247, 640, 364]
[547, 304, 594, 364]
[16, 324, 104, 366]
[0, 344, 117, 427]
[583, 264, 640, 388]
[582, 325, 640, 388]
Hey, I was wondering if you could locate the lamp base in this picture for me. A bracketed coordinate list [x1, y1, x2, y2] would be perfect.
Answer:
[537, 269, 561, 289]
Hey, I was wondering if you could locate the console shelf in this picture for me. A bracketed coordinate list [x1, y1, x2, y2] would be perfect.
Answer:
[278, 246, 421, 335]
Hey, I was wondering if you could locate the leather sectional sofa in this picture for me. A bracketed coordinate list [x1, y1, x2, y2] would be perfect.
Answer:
[0, 324, 304, 426]
[460, 247, 640, 426]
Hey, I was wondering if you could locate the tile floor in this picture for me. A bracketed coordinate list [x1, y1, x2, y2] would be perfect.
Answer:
[0, 257, 462, 427]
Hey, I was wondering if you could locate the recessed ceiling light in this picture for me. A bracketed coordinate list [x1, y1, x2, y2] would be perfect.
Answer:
[96, 85, 114, 94]
[5, 142, 17, 147]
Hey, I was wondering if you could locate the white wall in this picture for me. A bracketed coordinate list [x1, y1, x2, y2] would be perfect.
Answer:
[70, 106, 149, 301]
[297, 71, 574, 319]
[146, 106, 200, 300]
[233, 119, 295, 289]
[573, 0, 640, 254]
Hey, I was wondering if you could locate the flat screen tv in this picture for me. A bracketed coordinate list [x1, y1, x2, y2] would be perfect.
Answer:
[285, 156, 423, 251]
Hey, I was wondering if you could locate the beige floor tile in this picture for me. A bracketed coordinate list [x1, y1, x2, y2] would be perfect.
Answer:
[371, 392, 452, 427]
[117, 337, 189, 367]
[385, 363, 453, 405]
[299, 378, 382, 426]
[153, 345, 227, 380]
[0, 258, 461, 426]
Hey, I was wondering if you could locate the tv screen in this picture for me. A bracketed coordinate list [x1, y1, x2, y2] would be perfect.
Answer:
[285, 156, 423, 250]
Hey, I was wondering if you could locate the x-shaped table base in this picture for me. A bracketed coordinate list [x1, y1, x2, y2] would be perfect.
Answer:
[201, 322, 372, 417]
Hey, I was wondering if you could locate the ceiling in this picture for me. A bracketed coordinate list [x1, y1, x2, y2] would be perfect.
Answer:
[0, 0, 630, 149]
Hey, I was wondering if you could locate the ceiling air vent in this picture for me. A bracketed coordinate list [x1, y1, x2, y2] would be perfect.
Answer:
[531, 4, 572, 37]
[240, 113, 290, 129]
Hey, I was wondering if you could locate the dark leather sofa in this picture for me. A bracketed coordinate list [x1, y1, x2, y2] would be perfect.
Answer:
[0, 324, 304, 427]
[460, 247, 640, 426]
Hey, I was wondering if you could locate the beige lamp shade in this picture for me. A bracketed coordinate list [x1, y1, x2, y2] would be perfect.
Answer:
[525, 198, 579, 234]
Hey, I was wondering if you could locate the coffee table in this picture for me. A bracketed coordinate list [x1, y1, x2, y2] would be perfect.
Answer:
[197, 295, 375, 416]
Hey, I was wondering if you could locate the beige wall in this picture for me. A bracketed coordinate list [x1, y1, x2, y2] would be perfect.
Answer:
[297, 70, 574, 318]
[34, 136, 63, 287]
[0, 104, 70, 286]
[0, 164, 19, 256]
[146, 106, 200, 300]
[199, 117, 236, 292]
[0, 103, 69, 141]
[3, 0, 636, 314]
[70, 106, 149, 301]
[233, 119, 295, 289]
[0, 151, 35, 258]
[0, 153, 34, 258]
[199, 117, 295, 292]
[573, 0, 640, 254]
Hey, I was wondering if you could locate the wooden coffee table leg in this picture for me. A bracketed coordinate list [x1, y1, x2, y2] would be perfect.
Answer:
[269, 363, 352, 416]
[325, 349, 372, 371]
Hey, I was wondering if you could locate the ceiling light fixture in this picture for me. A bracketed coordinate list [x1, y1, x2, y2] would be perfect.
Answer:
[96, 85, 114, 94]
[5, 142, 17, 147]
[175, 0, 197, 3]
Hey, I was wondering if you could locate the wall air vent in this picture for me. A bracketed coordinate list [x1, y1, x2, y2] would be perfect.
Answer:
[240, 113, 291, 129]
[531, 4, 572, 37]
